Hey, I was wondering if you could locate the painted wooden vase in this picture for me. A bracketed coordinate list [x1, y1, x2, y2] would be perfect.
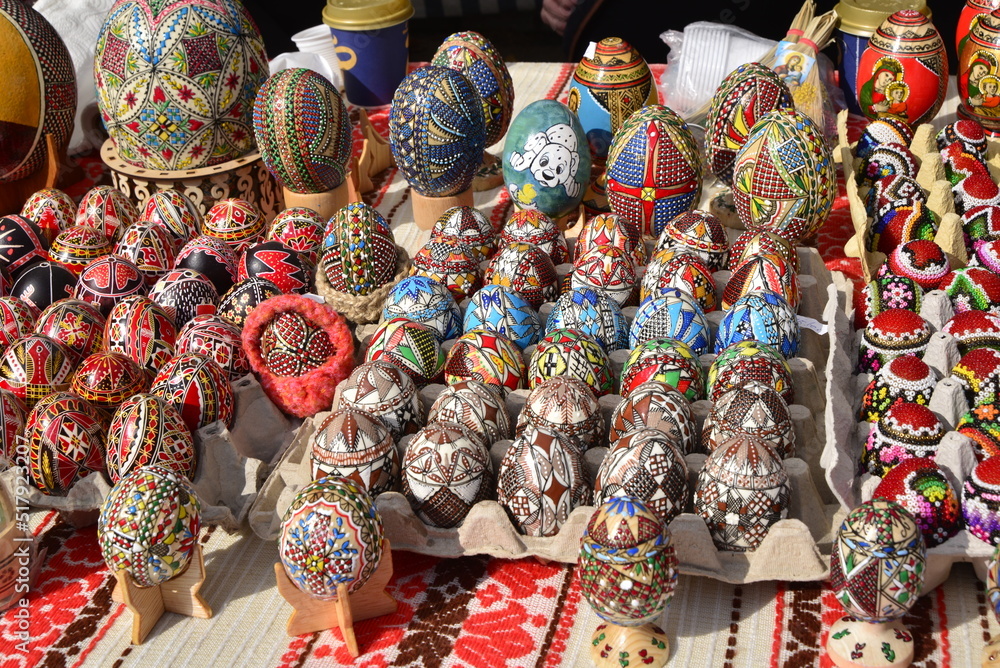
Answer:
[959, 9, 1000, 135]
[958, 0, 1000, 58]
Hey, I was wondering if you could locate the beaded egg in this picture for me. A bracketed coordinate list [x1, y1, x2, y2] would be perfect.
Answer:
[545, 287, 629, 352]
[336, 360, 425, 439]
[528, 328, 613, 396]
[964, 457, 1000, 545]
[26, 392, 108, 495]
[105, 393, 195, 484]
[953, 173, 1000, 215]
[430, 206, 497, 262]
[148, 268, 219, 330]
[937, 119, 987, 157]
[941, 266, 1000, 314]
[722, 253, 799, 311]
[863, 274, 924, 324]
[715, 290, 800, 359]
[858, 308, 931, 374]
[237, 240, 309, 295]
[175, 235, 238, 296]
[0, 389, 25, 463]
[975, 239, 1000, 273]
[884, 239, 950, 291]
[595, 427, 689, 525]
[49, 225, 113, 276]
[217, 277, 282, 329]
[22, 189, 75, 242]
[0, 335, 74, 407]
[869, 199, 939, 254]
[0, 297, 38, 349]
[609, 381, 696, 454]
[694, 434, 790, 551]
[727, 229, 798, 273]
[365, 317, 445, 386]
[463, 284, 541, 350]
[702, 381, 795, 457]
[656, 210, 729, 271]
[444, 328, 526, 392]
[427, 379, 513, 445]
[855, 118, 914, 162]
[483, 241, 558, 309]
[863, 402, 945, 477]
[857, 142, 918, 190]
[963, 204, 1000, 249]
[859, 354, 937, 422]
[569, 244, 638, 307]
[497, 425, 589, 536]
[11, 261, 76, 313]
[310, 408, 399, 496]
[382, 275, 462, 342]
[574, 213, 645, 267]
[150, 352, 235, 432]
[958, 402, 1000, 459]
[175, 314, 250, 381]
[708, 340, 794, 405]
[873, 457, 961, 547]
[267, 207, 326, 267]
[639, 248, 717, 312]
[620, 338, 704, 402]
[114, 220, 177, 286]
[321, 202, 398, 297]
[943, 310, 1000, 355]
[503, 99, 590, 219]
[201, 198, 265, 254]
[500, 209, 568, 264]
[278, 476, 383, 598]
[866, 174, 926, 219]
[71, 351, 149, 413]
[628, 289, 711, 354]
[35, 299, 105, 364]
[516, 376, 603, 451]
[74, 255, 147, 316]
[141, 190, 201, 247]
[953, 347, 1000, 406]
[98, 465, 201, 587]
[75, 186, 136, 242]
[411, 239, 481, 301]
[402, 421, 493, 528]
[105, 295, 177, 377]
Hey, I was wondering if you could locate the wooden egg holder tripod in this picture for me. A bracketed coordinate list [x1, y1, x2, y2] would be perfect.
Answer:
[0, 134, 63, 215]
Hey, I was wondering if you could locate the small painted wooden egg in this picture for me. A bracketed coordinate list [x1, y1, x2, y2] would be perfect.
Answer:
[26, 391, 108, 495]
[620, 337, 704, 402]
[574, 213, 646, 267]
[694, 434, 789, 551]
[883, 239, 950, 291]
[858, 308, 932, 374]
[873, 457, 961, 547]
[336, 360, 426, 439]
[484, 241, 558, 309]
[727, 229, 798, 273]
[964, 456, 1000, 545]
[267, 207, 326, 268]
[941, 266, 1000, 315]
[149, 268, 219, 330]
[402, 421, 493, 528]
[639, 248, 717, 312]
[0, 215, 49, 278]
[609, 381, 696, 454]
[656, 210, 729, 271]
[0, 388, 25, 462]
[463, 285, 541, 350]
[963, 204, 1000, 248]
[98, 465, 201, 586]
[569, 244, 637, 307]
[578, 496, 677, 627]
[175, 235, 239, 295]
[430, 206, 497, 262]
[411, 239, 481, 301]
[959, 402, 1000, 459]
[855, 118, 914, 162]
[175, 314, 250, 381]
[382, 275, 462, 342]
[105, 295, 177, 377]
[500, 209, 568, 265]
[497, 425, 589, 536]
[35, 298, 105, 365]
[202, 198, 265, 255]
[516, 376, 603, 451]
[253, 67, 352, 194]
[0, 335, 73, 407]
[0, 297, 38, 349]
[150, 352, 234, 432]
[216, 277, 282, 329]
[427, 379, 512, 445]
[705, 62, 792, 185]
[105, 393, 195, 484]
[322, 202, 397, 297]
[731, 108, 835, 242]
[114, 220, 177, 285]
[860, 355, 937, 422]
[944, 310, 1000, 355]
[11, 261, 75, 313]
[628, 289, 711, 354]
[863, 402, 944, 477]
[959, 11, 1000, 136]
[310, 408, 399, 496]
[49, 225, 113, 277]
[709, 340, 794, 405]
[431, 31, 514, 149]
[75, 186, 137, 242]
[595, 427, 689, 525]
[702, 381, 795, 457]
[868, 199, 939, 255]
[444, 328, 526, 392]
[365, 317, 445, 386]
[725, 254, 800, 314]
[863, 274, 924, 325]
[528, 328, 613, 396]
[954, 347, 1000, 406]
[22, 188, 75, 242]
[715, 291, 801, 359]
[71, 351, 149, 414]
[545, 287, 629, 352]
[866, 174, 927, 219]
[503, 99, 590, 219]
[390, 65, 486, 197]
[237, 240, 310, 295]
[141, 189, 201, 247]
[74, 255, 147, 317]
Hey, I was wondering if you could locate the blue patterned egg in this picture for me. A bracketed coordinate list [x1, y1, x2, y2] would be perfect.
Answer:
[389, 65, 486, 197]
[463, 284, 541, 350]
[715, 290, 801, 358]
[546, 287, 629, 351]
[503, 99, 591, 219]
[629, 289, 711, 354]
[382, 276, 461, 341]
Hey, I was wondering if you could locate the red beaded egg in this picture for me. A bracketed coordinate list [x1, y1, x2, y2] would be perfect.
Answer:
[873, 457, 961, 547]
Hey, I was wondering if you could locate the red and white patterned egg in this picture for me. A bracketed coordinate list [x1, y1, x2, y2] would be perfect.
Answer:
[0, 297, 39, 348]
[106, 393, 195, 484]
[149, 352, 234, 432]
[483, 241, 558, 309]
[500, 209, 569, 264]
[238, 240, 309, 294]
[49, 225, 113, 276]
[26, 391, 108, 495]
[570, 244, 638, 307]
[114, 220, 176, 285]
[260, 310, 335, 377]
[22, 188, 75, 242]
[70, 351, 149, 413]
[203, 198, 265, 255]
[35, 299, 106, 365]
[75, 186, 137, 242]
[175, 234, 238, 295]
[74, 255, 147, 316]
[105, 295, 177, 377]
[141, 189, 201, 246]
[176, 314, 250, 380]
[267, 207, 326, 267]
[0, 334, 74, 407]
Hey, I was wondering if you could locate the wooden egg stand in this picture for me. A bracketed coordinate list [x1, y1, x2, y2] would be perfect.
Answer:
[826, 616, 915, 668]
[0, 134, 61, 215]
[984, 635, 1000, 667]
[591, 621, 669, 668]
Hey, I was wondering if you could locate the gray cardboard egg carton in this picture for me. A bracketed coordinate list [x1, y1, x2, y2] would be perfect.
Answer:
[249, 242, 848, 584]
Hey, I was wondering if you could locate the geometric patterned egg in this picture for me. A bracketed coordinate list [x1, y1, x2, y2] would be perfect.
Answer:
[619, 337, 704, 402]
[74, 255, 147, 316]
[884, 239, 949, 291]
[462, 284, 541, 350]
[484, 241, 558, 309]
[382, 275, 462, 342]
[629, 289, 711, 354]
[444, 328, 526, 392]
[114, 221, 177, 285]
[175, 313, 250, 381]
[609, 381, 697, 454]
[26, 391, 108, 495]
[963, 456, 1000, 546]
[0, 334, 74, 407]
[35, 298, 106, 365]
[105, 295, 177, 378]
[953, 347, 1000, 408]
[655, 209, 729, 271]
[336, 360, 426, 439]
[427, 379, 513, 446]
[569, 244, 638, 307]
[941, 266, 1000, 315]
[140, 189, 201, 247]
[639, 248, 717, 312]
[728, 229, 798, 273]
[22, 188, 76, 242]
[708, 340, 794, 405]
[0, 388, 25, 463]
[722, 253, 799, 311]
[873, 457, 961, 548]
[574, 212, 646, 267]
[322, 202, 397, 296]
[545, 287, 629, 352]
[0, 296, 39, 348]
[715, 290, 801, 359]
[0, 214, 50, 278]
[499, 209, 568, 265]
[516, 375, 604, 451]
[49, 225, 114, 277]
[411, 238, 482, 301]
[105, 393, 195, 484]
[175, 235, 239, 296]
[528, 328, 614, 397]
[267, 207, 326, 268]
[364, 317, 445, 386]
[202, 198, 265, 255]
[260, 310, 335, 377]
[237, 240, 310, 294]
[856, 119, 914, 162]
[863, 274, 924, 326]
[430, 205, 497, 262]
[148, 268, 220, 330]
[701, 381, 796, 458]
[75, 186, 137, 243]
[149, 352, 234, 433]
[310, 408, 399, 497]
[865, 174, 926, 220]
[868, 199, 937, 255]
[975, 239, 1000, 274]
[216, 277, 282, 329]
[70, 351, 149, 413]
[958, 402, 1000, 460]
[11, 261, 76, 312]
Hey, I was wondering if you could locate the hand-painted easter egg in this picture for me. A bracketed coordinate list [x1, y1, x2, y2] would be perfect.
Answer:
[365, 317, 445, 386]
[49, 225, 113, 277]
[0, 215, 49, 278]
[267, 207, 326, 268]
[21, 188, 75, 242]
[175, 313, 249, 380]
[863, 402, 944, 477]
[253, 67, 352, 193]
[175, 235, 238, 295]
[595, 427, 689, 525]
[528, 328, 613, 396]
[237, 240, 309, 294]
[516, 375, 603, 451]
[95, 0, 268, 170]
[322, 202, 397, 296]
[574, 212, 646, 267]
[150, 352, 234, 432]
[569, 244, 638, 307]
[503, 99, 591, 218]
[619, 338, 704, 401]
[74, 255, 147, 316]
[715, 290, 801, 358]
[483, 242, 558, 309]
[35, 298, 105, 364]
[884, 239, 950, 290]
[141, 189, 201, 246]
[105, 295, 177, 377]
[310, 408, 399, 496]
[149, 268, 219, 329]
[382, 275, 462, 342]
[500, 209, 568, 264]
[427, 379, 512, 445]
[336, 360, 425, 439]
[430, 206, 497, 262]
[959, 10, 1000, 135]
[0, 297, 38, 349]
[727, 229, 798, 272]
[75, 186, 137, 242]
[858, 308, 932, 374]
[26, 392, 108, 495]
[0, 335, 74, 407]
[444, 328, 526, 392]
[216, 277, 282, 328]
[115, 221, 177, 285]
[105, 393, 195, 483]
[722, 253, 799, 311]
[702, 381, 796, 457]
[411, 239, 481, 301]
[873, 457, 961, 547]
[629, 289, 711, 354]
[463, 284, 541, 350]
[254, 308, 336, 378]
[545, 287, 629, 352]
[640, 248, 717, 312]
[71, 351, 149, 413]
[609, 381, 696, 453]
[203, 198, 265, 254]
[656, 210, 729, 271]
[0, 389, 25, 463]
[709, 340, 794, 405]
[389, 65, 486, 197]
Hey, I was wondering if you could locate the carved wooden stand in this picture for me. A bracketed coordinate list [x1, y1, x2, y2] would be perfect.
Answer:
[355, 109, 395, 194]
[983, 633, 1000, 667]
[275, 539, 397, 657]
[590, 622, 669, 668]
[826, 616, 914, 668]
[282, 178, 358, 220]
[0, 134, 61, 215]
[412, 189, 475, 231]
[110, 545, 212, 644]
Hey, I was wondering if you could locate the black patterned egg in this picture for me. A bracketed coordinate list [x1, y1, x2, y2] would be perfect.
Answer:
[321, 202, 397, 296]
[105, 393, 195, 484]
[149, 268, 219, 330]
[389, 65, 487, 197]
[0, 388, 25, 464]
[0, 334, 74, 407]
[25, 392, 108, 495]
[150, 352, 234, 432]
[49, 225, 113, 276]
[217, 277, 282, 329]
[176, 314, 250, 381]
[12, 261, 77, 312]
[175, 234, 238, 295]
[21, 188, 75, 242]
[0, 297, 39, 349]
[75, 185, 137, 242]
[0, 214, 49, 278]
[141, 189, 201, 247]
[202, 198, 265, 255]
[35, 299, 105, 364]
[114, 221, 176, 285]
[74, 255, 147, 316]
[238, 240, 310, 294]
[105, 295, 177, 377]
[267, 207, 326, 267]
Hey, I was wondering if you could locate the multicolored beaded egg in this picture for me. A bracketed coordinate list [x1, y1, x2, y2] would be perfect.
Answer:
[958, 402, 1000, 459]
[709, 340, 794, 405]
[382, 275, 462, 342]
[141, 189, 201, 247]
[884, 239, 950, 291]
[427, 379, 513, 445]
[75, 186, 137, 242]
[855, 118, 914, 162]
[953, 347, 1000, 406]
[0, 335, 74, 407]
[444, 328, 526, 392]
[869, 199, 939, 255]
[629, 289, 711, 354]
[175, 314, 250, 381]
[857, 142, 918, 190]
[202, 198, 265, 254]
[609, 381, 696, 454]
[863, 402, 945, 477]
[640, 249, 717, 312]
[115, 221, 177, 285]
[873, 457, 961, 547]
[499, 209, 568, 265]
[238, 240, 310, 294]
[545, 287, 629, 351]
[941, 266, 1000, 314]
[310, 408, 399, 496]
[70, 351, 149, 413]
[569, 244, 638, 307]
[619, 338, 704, 402]
[859, 354, 937, 422]
[574, 213, 646, 267]
[702, 381, 795, 457]
[463, 284, 541, 350]
[216, 277, 282, 329]
[943, 310, 1000, 355]
[863, 274, 924, 324]
[149, 352, 235, 432]
[962, 204, 1000, 249]
[866, 174, 926, 219]
[528, 328, 614, 396]
[516, 376, 603, 451]
[175, 235, 238, 296]
[26, 391, 108, 495]
[974, 239, 1000, 273]
[858, 308, 932, 374]
[365, 317, 445, 386]
[963, 456, 1000, 545]
[105, 393, 195, 484]
[430, 206, 497, 262]
[483, 241, 558, 309]
[336, 360, 426, 439]
[267, 207, 326, 268]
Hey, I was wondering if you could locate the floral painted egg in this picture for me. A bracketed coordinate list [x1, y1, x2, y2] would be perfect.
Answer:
[609, 381, 696, 454]
[629, 289, 711, 354]
[964, 456, 1000, 545]
[114, 221, 176, 285]
[528, 328, 613, 396]
[639, 248, 717, 312]
[727, 229, 798, 273]
[715, 291, 801, 359]
[427, 379, 512, 445]
[868, 199, 938, 254]
[175, 235, 238, 295]
[723, 253, 800, 312]
[574, 213, 646, 267]
[694, 434, 790, 551]
[202, 198, 265, 254]
[463, 285, 541, 350]
[0, 0, 75, 183]
[0, 297, 38, 349]
[941, 266, 1000, 314]
[149, 268, 219, 329]
[705, 62, 792, 185]
[237, 240, 309, 294]
[98, 465, 201, 587]
[322, 202, 397, 297]
[860, 355, 938, 423]
[70, 351, 149, 413]
[253, 67, 352, 194]
[49, 225, 113, 277]
[944, 310, 1000, 355]
[390, 65, 486, 197]
[873, 457, 961, 547]
[141, 189, 201, 247]
[656, 210, 729, 271]
[0, 389, 25, 462]
[732, 108, 835, 242]
[545, 287, 629, 352]
[365, 317, 444, 386]
[105, 394, 195, 483]
[858, 308, 932, 374]
[709, 340, 794, 405]
[863, 402, 944, 477]
[216, 277, 282, 329]
[267, 207, 326, 268]
[497, 425, 589, 536]
[500, 209, 568, 265]
[75, 186, 136, 242]
[105, 295, 177, 377]
[26, 392, 108, 495]
[411, 239, 481, 301]
[431, 31, 514, 149]
[959, 402, 1000, 459]
[430, 206, 497, 262]
[702, 381, 795, 457]
[578, 496, 677, 627]
[150, 352, 234, 432]
[444, 328, 526, 392]
[95, 0, 268, 170]
[382, 276, 462, 342]
[620, 338, 704, 402]
[279, 477, 385, 605]
[74, 255, 146, 316]
[503, 99, 591, 219]
[884, 239, 950, 291]
[954, 347, 1000, 406]
[569, 244, 637, 307]
[22, 189, 75, 242]
[863, 274, 924, 325]
[606, 105, 701, 238]
[595, 427, 689, 525]
[402, 421, 493, 528]
[175, 313, 249, 381]
[516, 376, 603, 451]
[35, 299, 105, 364]
[855, 118, 914, 162]
[310, 408, 398, 496]
[0, 335, 74, 407]
[0, 215, 49, 278]
[483, 242, 558, 309]
[11, 260, 74, 313]
[336, 360, 425, 439]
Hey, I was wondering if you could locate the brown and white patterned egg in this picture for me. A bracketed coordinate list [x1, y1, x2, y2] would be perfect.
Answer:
[515, 376, 604, 450]
[427, 379, 512, 445]
[723, 253, 800, 311]
[609, 381, 697, 454]
[310, 407, 399, 496]
[336, 360, 426, 439]
[105, 393, 195, 484]
[701, 381, 795, 458]
[499, 209, 568, 265]
[483, 241, 558, 308]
